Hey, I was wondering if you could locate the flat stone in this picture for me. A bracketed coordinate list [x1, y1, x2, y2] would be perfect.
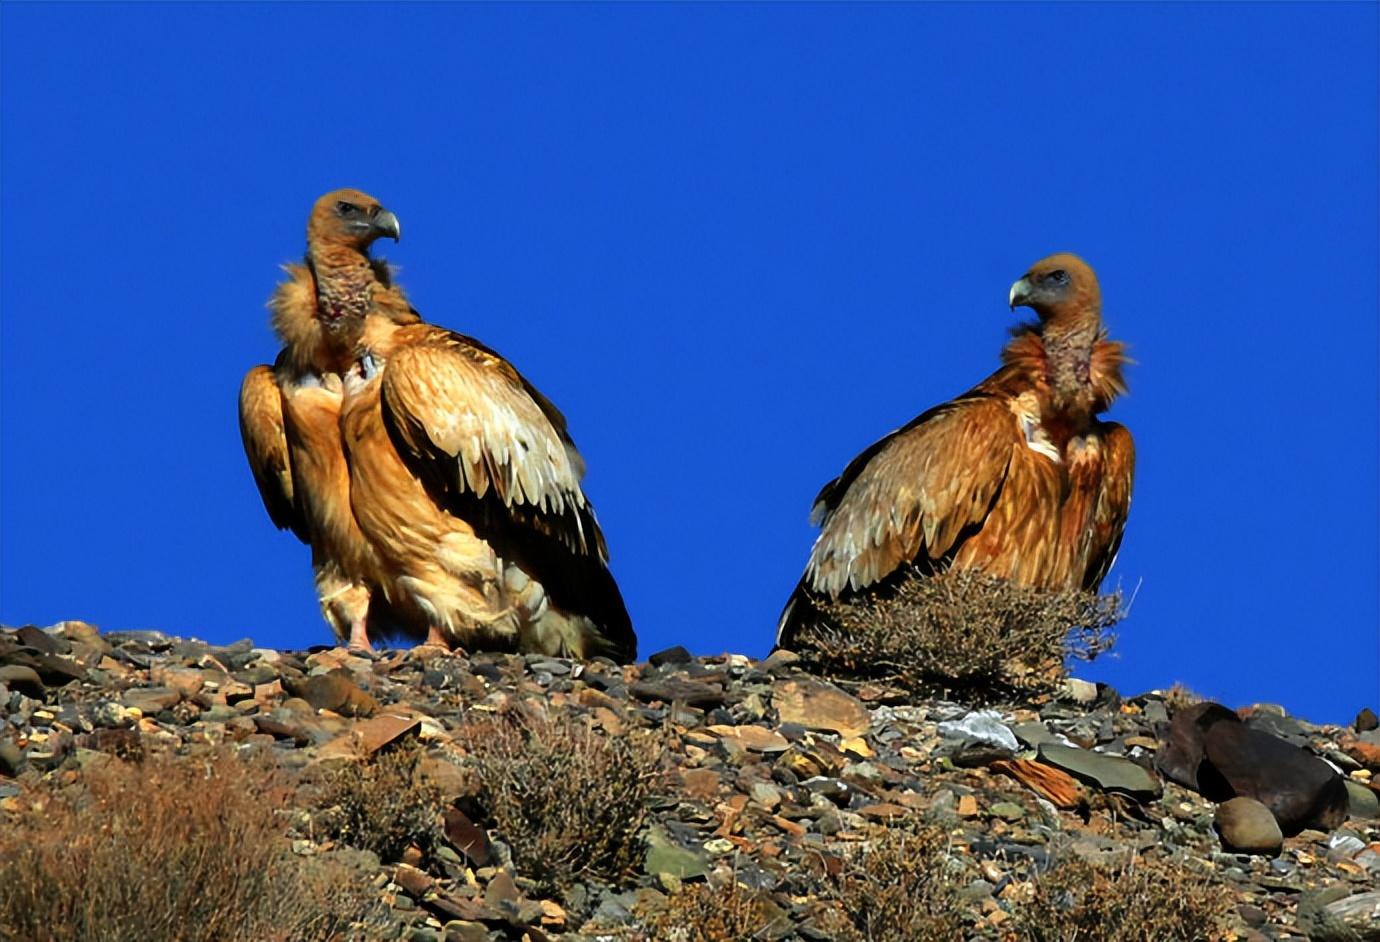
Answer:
[706, 724, 789, 753]
[644, 828, 709, 880]
[647, 645, 693, 667]
[299, 672, 377, 717]
[0, 739, 24, 777]
[0, 665, 44, 698]
[1011, 722, 1057, 748]
[16, 626, 65, 655]
[1345, 780, 1380, 820]
[631, 678, 726, 709]
[1037, 742, 1161, 800]
[774, 678, 870, 738]
[121, 686, 181, 714]
[1215, 797, 1284, 856]
[443, 807, 495, 867]
[1298, 889, 1380, 941]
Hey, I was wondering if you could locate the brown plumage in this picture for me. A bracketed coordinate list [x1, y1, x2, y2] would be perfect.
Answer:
[777, 253, 1134, 646]
[336, 313, 636, 662]
[239, 189, 413, 651]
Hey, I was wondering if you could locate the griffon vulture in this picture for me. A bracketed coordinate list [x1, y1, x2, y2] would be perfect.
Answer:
[777, 254, 1134, 646]
[327, 230, 636, 663]
[239, 189, 413, 651]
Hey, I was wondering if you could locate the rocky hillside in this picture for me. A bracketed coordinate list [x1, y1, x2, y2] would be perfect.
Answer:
[1, 621, 1378, 941]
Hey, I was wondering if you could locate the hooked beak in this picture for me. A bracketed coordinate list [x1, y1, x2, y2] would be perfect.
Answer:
[1008, 276, 1032, 311]
[371, 209, 401, 242]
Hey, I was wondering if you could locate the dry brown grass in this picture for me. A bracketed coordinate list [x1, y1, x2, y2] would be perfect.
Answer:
[1015, 853, 1233, 942]
[812, 821, 972, 942]
[0, 746, 387, 942]
[638, 874, 788, 941]
[455, 705, 669, 898]
[310, 739, 445, 863]
[801, 567, 1122, 695]
[1162, 682, 1205, 713]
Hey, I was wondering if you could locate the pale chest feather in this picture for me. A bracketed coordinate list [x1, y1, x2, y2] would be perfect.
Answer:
[1007, 392, 1061, 464]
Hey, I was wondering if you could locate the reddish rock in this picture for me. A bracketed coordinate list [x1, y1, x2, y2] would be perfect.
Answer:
[1159, 701, 1348, 834]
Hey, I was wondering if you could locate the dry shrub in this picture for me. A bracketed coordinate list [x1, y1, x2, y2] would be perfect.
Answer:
[1162, 682, 1204, 713]
[0, 747, 385, 942]
[456, 706, 669, 897]
[803, 567, 1122, 694]
[311, 739, 444, 863]
[813, 821, 971, 941]
[1016, 853, 1232, 942]
[638, 875, 787, 941]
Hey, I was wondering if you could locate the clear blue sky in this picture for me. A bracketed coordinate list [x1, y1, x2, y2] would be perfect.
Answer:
[2, 3, 1375, 724]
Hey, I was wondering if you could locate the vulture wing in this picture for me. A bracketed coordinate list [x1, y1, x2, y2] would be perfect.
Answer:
[238, 363, 308, 542]
[378, 327, 633, 659]
[378, 327, 601, 558]
[1083, 422, 1135, 590]
[804, 394, 1022, 598]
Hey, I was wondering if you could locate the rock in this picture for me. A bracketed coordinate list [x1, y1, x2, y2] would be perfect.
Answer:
[989, 758, 1086, 809]
[1037, 742, 1161, 801]
[443, 807, 495, 867]
[989, 801, 1026, 822]
[1215, 797, 1284, 856]
[937, 711, 1020, 753]
[774, 679, 870, 738]
[751, 781, 783, 811]
[647, 645, 693, 667]
[1061, 678, 1099, 704]
[706, 724, 789, 753]
[16, 626, 66, 655]
[298, 672, 377, 717]
[1299, 888, 1380, 941]
[0, 664, 44, 698]
[1345, 780, 1380, 820]
[0, 739, 24, 777]
[631, 678, 726, 709]
[91, 700, 135, 729]
[1159, 701, 1348, 834]
[317, 713, 420, 760]
[1354, 708, 1379, 732]
[644, 828, 709, 880]
[1010, 721, 1057, 748]
[121, 686, 181, 714]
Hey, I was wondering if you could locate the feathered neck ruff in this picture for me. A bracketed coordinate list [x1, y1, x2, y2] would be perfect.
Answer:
[268, 258, 419, 376]
[1002, 322, 1129, 416]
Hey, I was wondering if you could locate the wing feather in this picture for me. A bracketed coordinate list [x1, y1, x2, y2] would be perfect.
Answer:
[804, 394, 1021, 596]
[379, 328, 605, 560]
[1083, 421, 1135, 590]
[238, 364, 308, 542]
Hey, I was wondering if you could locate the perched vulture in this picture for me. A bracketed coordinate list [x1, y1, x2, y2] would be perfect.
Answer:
[329, 242, 636, 663]
[777, 253, 1134, 646]
[239, 189, 414, 651]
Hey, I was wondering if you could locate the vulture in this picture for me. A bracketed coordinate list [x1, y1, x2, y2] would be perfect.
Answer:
[322, 222, 637, 662]
[239, 189, 415, 651]
[777, 253, 1134, 646]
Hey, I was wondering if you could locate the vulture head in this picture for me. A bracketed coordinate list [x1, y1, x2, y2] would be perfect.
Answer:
[1008, 253, 1100, 326]
[308, 188, 401, 253]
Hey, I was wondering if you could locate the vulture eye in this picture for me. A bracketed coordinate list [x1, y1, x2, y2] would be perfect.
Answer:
[1046, 269, 1070, 286]
[335, 201, 358, 216]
